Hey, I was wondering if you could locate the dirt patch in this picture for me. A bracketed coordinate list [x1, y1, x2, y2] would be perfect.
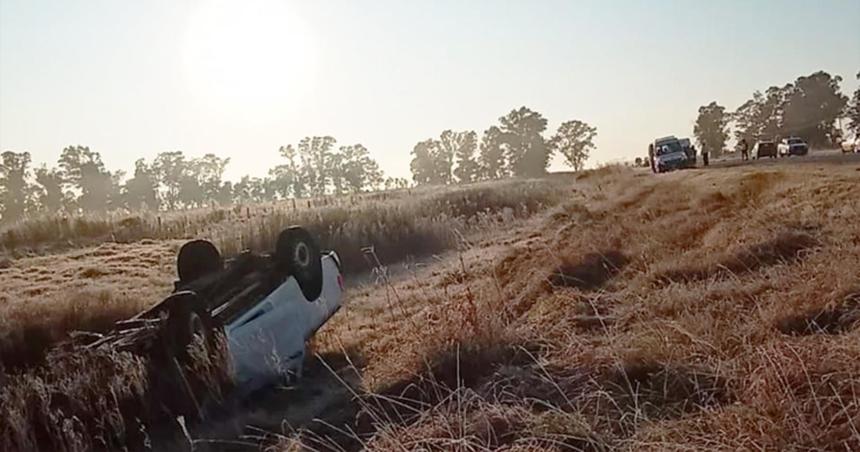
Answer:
[656, 230, 818, 284]
[776, 291, 860, 335]
[549, 250, 628, 291]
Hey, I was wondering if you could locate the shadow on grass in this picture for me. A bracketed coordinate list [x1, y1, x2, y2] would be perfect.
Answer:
[655, 230, 818, 285]
[776, 290, 860, 336]
[548, 250, 628, 292]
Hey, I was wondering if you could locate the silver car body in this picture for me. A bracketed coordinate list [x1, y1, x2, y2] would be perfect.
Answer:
[224, 252, 343, 394]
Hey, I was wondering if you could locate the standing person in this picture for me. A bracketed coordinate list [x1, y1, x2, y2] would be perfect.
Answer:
[740, 138, 749, 161]
[701, 145, 709, 167]
[648, 143, 656, 173]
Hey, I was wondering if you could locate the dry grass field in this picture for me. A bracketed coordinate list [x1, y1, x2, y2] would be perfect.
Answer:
[1, 159, 859, 451]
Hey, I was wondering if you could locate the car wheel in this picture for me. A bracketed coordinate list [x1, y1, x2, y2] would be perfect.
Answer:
[163, 291, 217, 364]
[177, 240, 222, 284]
[275, 226, 324, 301]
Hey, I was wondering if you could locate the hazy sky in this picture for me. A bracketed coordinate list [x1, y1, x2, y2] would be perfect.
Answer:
[1, 0, 858, 181]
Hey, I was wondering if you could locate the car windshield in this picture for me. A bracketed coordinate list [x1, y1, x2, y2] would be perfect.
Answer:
[788, 138, 804, 144]
[656, 141, 682, 156]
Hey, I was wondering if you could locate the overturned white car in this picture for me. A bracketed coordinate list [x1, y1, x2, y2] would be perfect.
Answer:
[82, 226, 343, 415]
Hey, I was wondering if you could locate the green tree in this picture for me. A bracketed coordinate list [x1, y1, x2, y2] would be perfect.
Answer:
[451, 131, 480, 183]
[0, 151, 34, 223]
[478, 126, 506, 180]
[298, 136, 336, 196]
[232, 176, 272, 204]
[337, 144, 383, 193]
[58, 146, 116, 212]
[33, 165, 69, 213]
[123, 159, 160, 210]
[410, 139, 438, 185]
[498, 107, 549, 177]
[271, 145, 305, 198]
[196, 154, 230, 204]
[152, 151, 187, 210]
[694, 102, 730, 157]
[844, 70, 860, 136]
[733, 86, 790, 145]
[178, 169, 204, 208]
[434, 130, 460, 184]
[550, 120, 596, 171]
[782, 71, 848, 145]
[384, 177, 409, 190]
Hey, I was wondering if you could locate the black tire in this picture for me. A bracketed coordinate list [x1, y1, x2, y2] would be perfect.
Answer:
[177, 239, 222, 283]
[275, 226, 323, 301]
[163, 291, 217, 364]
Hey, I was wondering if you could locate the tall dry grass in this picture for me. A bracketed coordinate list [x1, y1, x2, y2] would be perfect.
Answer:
[272, 163, 860, 451]
[0, 177, 569, 451]
[0, 180, 563, 268]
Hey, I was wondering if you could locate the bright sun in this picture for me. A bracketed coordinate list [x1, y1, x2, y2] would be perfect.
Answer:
[183, 0, 316, 115]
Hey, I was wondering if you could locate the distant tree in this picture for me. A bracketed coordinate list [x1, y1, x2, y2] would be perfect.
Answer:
[271, 145, 305, 198]
[58, 146, 116, 212]
[33, 165, 69, 213]
[0, 151, 35, 223]
[337, 144, 383, 193]
[434, 130, 460, 184]
[216, 181, 233, 205]
[452, 131, 480, 183]
[843, 70, 860, 136]
[195, 154, 230, 204]
[410, 139, 438, 185]
[298, 136, 336, 197]
[178, 169, 204, 208]
[232, 175, 270, 204]
[498, 107, 550, 177]
[123, 159, 160, 210]
[478, 126, 506, 180]
[550, 120, 596, 171]
[327, 151, 346, 196]
[384, 177, 410, 190]
[695, 102, 731, 157]
[733, 86, 790, 146]
[152, 151, 187, 210]
[781, 71, 847, 146]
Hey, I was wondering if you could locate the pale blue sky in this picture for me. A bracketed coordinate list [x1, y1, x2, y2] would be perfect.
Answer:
[1, 0, 858, 180]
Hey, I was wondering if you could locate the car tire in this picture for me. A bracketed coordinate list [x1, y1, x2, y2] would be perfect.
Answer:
[163, 291, 217, 364]
[177, 240, 222, 284]
[275, 226, 324, 301]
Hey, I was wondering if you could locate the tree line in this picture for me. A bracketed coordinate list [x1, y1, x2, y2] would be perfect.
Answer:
[1, 106, 596, 224]
[0, 138, 410, 223]
[409, 106, 596, 184]
[694, 70, 860, 156]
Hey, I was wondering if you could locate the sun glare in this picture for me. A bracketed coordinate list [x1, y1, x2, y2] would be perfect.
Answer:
[183, 0, 316, 116]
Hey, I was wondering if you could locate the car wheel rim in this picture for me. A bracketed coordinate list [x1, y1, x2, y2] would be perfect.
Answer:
[295, 242, 310, 268]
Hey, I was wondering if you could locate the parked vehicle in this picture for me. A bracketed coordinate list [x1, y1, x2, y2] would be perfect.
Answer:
[80, 226, 344, 417]
[650, 136, 695, 173]
[753, 141, 778, 159]
[841, 136, 860, 153]
[778, 137, 809, 156]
